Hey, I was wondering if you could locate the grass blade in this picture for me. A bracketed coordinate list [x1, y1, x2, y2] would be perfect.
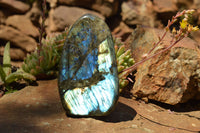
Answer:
[0, 65, 6, 82]
[3, 42, 11, 76]
[5, 70, 36, 84]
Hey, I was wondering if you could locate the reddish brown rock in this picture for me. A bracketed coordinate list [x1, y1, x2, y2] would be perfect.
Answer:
[112, 22, 133, 41]
[129, 26, 200, 105]
[0, 46, 26, 60]
[153, 0, 177, 26]
[10, 61, 23, 67]
[0, 0, 30, 13]
[0, 79, 199, 133]
[0, 8, 7, 24]
[153, 0, 177, 13]
[0, 25, 37, 52]
[25, 1, 41, 25]
[47, 0, 57, 8]
[121, 0, 155, 27]
[194, 0, 200, 8]
[191, 30, 200, 44]
[50, 6, 104, 31]
[195, 9, 200, 25]
[6, 15, 39, 38]
[175, 0, 194, 8]
[58, 0, 119, 17]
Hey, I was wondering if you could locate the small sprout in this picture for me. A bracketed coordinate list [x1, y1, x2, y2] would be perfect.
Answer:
[0, 42, 36, 94]
[118, 66, 125, 73]
[114, 38, 135, 92]
[180, 19, 188, 29]
[165, 27, 169, 32]
[117, 45, 125, 57]
[185, 9, 195, 14]
[192, 26, 199, 31]
[173, 18, 178, 23]
[142, 53, 148, 58]
[188, 25, 193, 32]
[184, 14, 188, 20]
[172, 27, 177, 34]
[118, 59, 124, 66]
[22, 30, 67, 79]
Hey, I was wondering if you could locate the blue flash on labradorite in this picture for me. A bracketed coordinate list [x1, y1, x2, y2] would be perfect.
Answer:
[58, 14, 119, 116]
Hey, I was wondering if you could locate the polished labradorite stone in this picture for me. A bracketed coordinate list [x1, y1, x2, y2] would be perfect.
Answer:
[58, 14, 119, 116]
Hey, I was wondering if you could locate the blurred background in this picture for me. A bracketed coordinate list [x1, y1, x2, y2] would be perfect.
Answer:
[0, 0, 200, 67]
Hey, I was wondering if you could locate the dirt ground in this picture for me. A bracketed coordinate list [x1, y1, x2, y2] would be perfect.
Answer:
[0, 80, 199, 133]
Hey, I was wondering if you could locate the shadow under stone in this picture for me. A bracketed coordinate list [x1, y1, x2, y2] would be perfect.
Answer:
[67, 102, 137, 123]
[149, 99, 200, 112]
[95, 102, 137, 123]
[0, 101, 63, 133]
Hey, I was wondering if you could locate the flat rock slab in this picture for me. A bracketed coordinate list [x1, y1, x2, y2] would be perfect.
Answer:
[129, 26, 200, 104]
[0, 80, 199, 133]
[0, 25, 37, 52]
[6, 15, 39, 38]
[51, 6, 105, 31]
[0, 0, 30, 13]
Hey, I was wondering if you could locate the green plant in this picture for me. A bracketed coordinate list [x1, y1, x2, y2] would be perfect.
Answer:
[22, 32, 67, 79]
[114, 38, 135, 92]
[0, 42, 36, 93]
[22, 0, 63, 79]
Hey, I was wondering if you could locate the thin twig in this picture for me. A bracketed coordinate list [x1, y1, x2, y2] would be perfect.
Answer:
[121, 37, 183, 75]
[121, 9, 198, 76]
[38, 0, 47, 59]
[146, 11, 185, 56]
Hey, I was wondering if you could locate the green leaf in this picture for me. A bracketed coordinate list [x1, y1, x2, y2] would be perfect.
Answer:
[117, 65, 125, 73]
[117, 45, 125, 57]
[3, 42, 11, 76]
[5, 87, 18, 94]
[5, 70, 36, 84]
[0, 65, 6, 82]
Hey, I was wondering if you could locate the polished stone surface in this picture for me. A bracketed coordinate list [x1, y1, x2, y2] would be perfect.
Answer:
[58, 14, 119, 116]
